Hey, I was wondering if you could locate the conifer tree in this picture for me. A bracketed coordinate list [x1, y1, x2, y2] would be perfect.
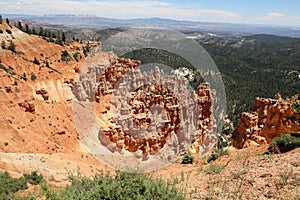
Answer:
[8, 40, 16, 52]
[17, 21, 23, 30]
[25, 24, 30, 33]
[62, 32, 66, 43]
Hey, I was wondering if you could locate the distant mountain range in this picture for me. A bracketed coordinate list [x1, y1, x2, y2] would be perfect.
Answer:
[3, 14, 300, 37]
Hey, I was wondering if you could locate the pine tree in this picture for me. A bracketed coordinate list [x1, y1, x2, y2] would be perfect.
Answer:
[5, 18, 9, 26]
[0, 15, 3, 24]
[62, 32, 66, 43]
[8, 40, 16, 52]
[39, 27, 44, 36]
[25, 24, 30, 34]
[17, 21, 23, 31]
[32, 27, 36, 35]
[44, 29, 49, 37]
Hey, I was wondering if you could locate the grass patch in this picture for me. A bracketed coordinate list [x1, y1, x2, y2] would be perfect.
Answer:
[200, 164, 224, 174]
[234, 170, 248, 179]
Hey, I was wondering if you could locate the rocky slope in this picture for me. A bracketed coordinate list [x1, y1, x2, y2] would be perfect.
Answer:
[1, 21, 217, 172]
[232, 93, 300, 148]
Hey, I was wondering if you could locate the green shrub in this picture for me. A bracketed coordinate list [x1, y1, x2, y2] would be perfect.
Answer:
[202, 164, 224, 173]
[61, 50, 72, 62]
[181, 153, 194, 164]
[0, 171, 28, 198]
[73, 51, 80, 62]
[8, 40, 16, 52]
[23, 171, 43, 185]
[207, 148, 229, 163]
[0, 29, 3, 34]
[31, 73, 37, 81]
[292, 103, 300, 114]
[270, 134, 300, 153]
[46, 171, 186, 200]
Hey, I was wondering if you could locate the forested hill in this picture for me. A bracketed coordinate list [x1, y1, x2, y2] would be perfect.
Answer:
[122, 33, 300, 126]
[200, 34, 300, 125]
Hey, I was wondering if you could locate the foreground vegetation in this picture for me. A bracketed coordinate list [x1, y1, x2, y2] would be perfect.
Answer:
[0, 171, 186, 200]
[269, 133, 300, 153]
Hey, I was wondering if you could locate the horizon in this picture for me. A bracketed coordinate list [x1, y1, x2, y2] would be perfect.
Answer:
[1, 0, 300, 27]
[2, 13, 300, 29]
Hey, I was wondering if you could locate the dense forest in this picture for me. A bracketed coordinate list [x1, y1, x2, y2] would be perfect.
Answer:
[201, 34, 300, 124]
[121, 34, 300, 126]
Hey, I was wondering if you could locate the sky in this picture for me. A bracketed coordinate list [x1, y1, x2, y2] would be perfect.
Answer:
[1, 0, 300, 26]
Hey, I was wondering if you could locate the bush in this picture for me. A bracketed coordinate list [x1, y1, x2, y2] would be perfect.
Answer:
[8, 40, 16, 52]
[46, 171, 186, 200]
[61, 50, 72, 62]
[292, 103, 300, 114]
[181, 153, 194, 164]
[203, 164, 224, 173]
[0, 171, 28, 198]
[31, 73, 37, 81]
[269, 134, 300, 153]
[207, 148, 229, 163]
[73, 51, 80, 62]
[0, 29, 3, 34]
[23, 171, 43, 185]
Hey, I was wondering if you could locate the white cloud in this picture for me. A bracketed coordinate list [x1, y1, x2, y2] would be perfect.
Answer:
[250, 12, 300, 26]
[0, 0, 240, 22]
[266, 12, 284, 17]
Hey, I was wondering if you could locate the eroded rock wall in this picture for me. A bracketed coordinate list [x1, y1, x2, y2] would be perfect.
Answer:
[73, 56, 217, 158]
[232, 93, 300, 149]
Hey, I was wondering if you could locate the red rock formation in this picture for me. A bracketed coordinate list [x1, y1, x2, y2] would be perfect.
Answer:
[84, 57, 217, 156]
[232, 93, 300, 149]
[5, 85, 12, 93]
[35, 88, 49, 100]
[18, 98, 35, 113]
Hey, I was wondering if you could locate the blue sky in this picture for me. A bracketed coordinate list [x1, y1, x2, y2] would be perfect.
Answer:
[1, 0, 300, 26]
